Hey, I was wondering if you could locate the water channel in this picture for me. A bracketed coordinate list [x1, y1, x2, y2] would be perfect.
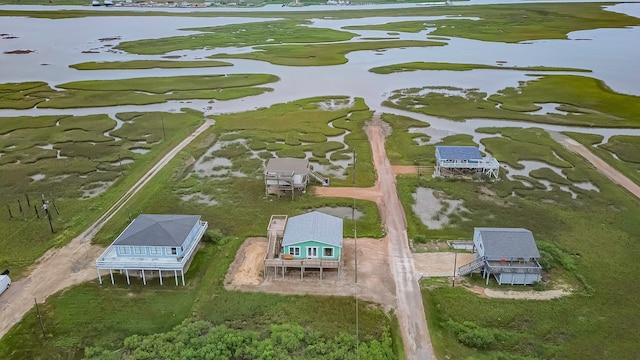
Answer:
[1, 1, 640, 178]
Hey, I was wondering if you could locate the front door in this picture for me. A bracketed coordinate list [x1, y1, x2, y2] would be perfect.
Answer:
[307, 247, 318, 258]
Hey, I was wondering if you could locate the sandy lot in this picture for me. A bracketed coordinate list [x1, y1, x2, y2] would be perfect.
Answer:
[225, 237, 396, 309]
[413, 252, 476, 278]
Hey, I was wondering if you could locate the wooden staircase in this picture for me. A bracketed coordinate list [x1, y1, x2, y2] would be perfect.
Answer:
[458, 256, 486, 276]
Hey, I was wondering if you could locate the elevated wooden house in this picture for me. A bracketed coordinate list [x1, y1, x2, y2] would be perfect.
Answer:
[458, 227, 542, 285]
[264, 158, 329, 199]
[434, 146, 499, 179]
[96, 214, 208, 286]
[264, 211, 342, 279]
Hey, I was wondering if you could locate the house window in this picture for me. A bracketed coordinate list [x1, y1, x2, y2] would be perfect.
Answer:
[289, 247, 300, 256]
[120, 247, 130, 255]
[171, 248, 177, 255]
[134, 247, 145, 255]
[323, 248, 334, 257]
[150, 247, 161, 256]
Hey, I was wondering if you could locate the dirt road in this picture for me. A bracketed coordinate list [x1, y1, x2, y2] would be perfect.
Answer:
[314, 117, 435, 359]
[553, 133, 640, 200]
[366, 121, 436, 360]
[0, 119, 215, 339]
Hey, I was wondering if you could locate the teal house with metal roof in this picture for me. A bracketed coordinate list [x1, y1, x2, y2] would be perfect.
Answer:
[281, 211, 343, 260]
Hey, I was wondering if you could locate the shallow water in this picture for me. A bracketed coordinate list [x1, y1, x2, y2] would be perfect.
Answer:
[0, 2, 639, 174]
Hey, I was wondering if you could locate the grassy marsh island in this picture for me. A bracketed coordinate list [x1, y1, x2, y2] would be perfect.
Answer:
[383, 75, 640, 128]
[211, 40, 446, 66]
[0, 74, 278, 109]
[370, 62, 592, 74]
[116, 20, 358, 55]
[69, 59, 233, 70]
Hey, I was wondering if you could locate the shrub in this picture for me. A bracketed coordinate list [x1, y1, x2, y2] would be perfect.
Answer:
[532, 281, 545, 291]
[444, 320, 497, 349]
[414, 234, 427, 243]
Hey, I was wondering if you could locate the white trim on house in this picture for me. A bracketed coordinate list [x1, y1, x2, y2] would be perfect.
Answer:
[289, 246, 300, 256]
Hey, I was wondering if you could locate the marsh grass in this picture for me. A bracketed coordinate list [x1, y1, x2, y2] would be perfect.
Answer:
[1, 75, 277, 110]
[0, 110, 203, 277]
[69, 59, 233, 70]
[385, 75, 640, 128]
[0, 98, 392, 358]
[565, 132, 640, 188]
[370, 62, 591, 74]
[116, 20, 357, 55]
[212, 40, 446, 66]
[389, 122, 640, 358]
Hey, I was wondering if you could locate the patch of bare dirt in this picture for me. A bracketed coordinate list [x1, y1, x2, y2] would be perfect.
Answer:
[313, 186, 381, 203]
[464, 285, 570, 300]
[391, 165, 417, 176]
[225, 237, 396, 310]
[413, 252, 475, 278]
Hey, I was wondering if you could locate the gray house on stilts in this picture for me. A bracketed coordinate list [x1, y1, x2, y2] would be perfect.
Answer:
[458, 228, 543, 285]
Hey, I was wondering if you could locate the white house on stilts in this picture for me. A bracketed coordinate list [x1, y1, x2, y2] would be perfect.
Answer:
[96, 214, 208, 286]
[434, 146, 500, 179]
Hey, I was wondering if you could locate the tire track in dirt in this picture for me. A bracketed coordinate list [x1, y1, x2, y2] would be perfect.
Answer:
[316, 115, 435, 360]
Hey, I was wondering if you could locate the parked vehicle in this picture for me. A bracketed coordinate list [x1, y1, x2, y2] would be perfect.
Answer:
[0, 269, 11, 296]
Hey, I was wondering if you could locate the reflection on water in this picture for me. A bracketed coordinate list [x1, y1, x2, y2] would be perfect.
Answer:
[0, 3, 639, 144]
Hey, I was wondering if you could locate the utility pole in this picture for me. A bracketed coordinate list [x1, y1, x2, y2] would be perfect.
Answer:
[452, 252, 458, 287]
[34, 298, 45, 338]
[44, 202, 54, 233]
[7, 204, 12, 219]
[25, 193, 30, 207]
[161, 115, 166, 142]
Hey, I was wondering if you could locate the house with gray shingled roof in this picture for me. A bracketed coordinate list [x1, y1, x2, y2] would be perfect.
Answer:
[458, 228, 542, 285]
[96, 214, 208, 286]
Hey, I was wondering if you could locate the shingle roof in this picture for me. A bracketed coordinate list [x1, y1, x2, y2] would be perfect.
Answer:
[436, 146, 482, 160]
[113, 214, 201, 247]
[282, 211, 343, 247]
[265, 158, 309, 175]
[476, 228, 540, 259]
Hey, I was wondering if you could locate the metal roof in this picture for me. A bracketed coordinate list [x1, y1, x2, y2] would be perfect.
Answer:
[476, 228, 540, 259]
[282, 211, 343, 247]
[265, 158, 309, 175]
[113, 214, 201, 247]
[436, 146, 482, 160]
